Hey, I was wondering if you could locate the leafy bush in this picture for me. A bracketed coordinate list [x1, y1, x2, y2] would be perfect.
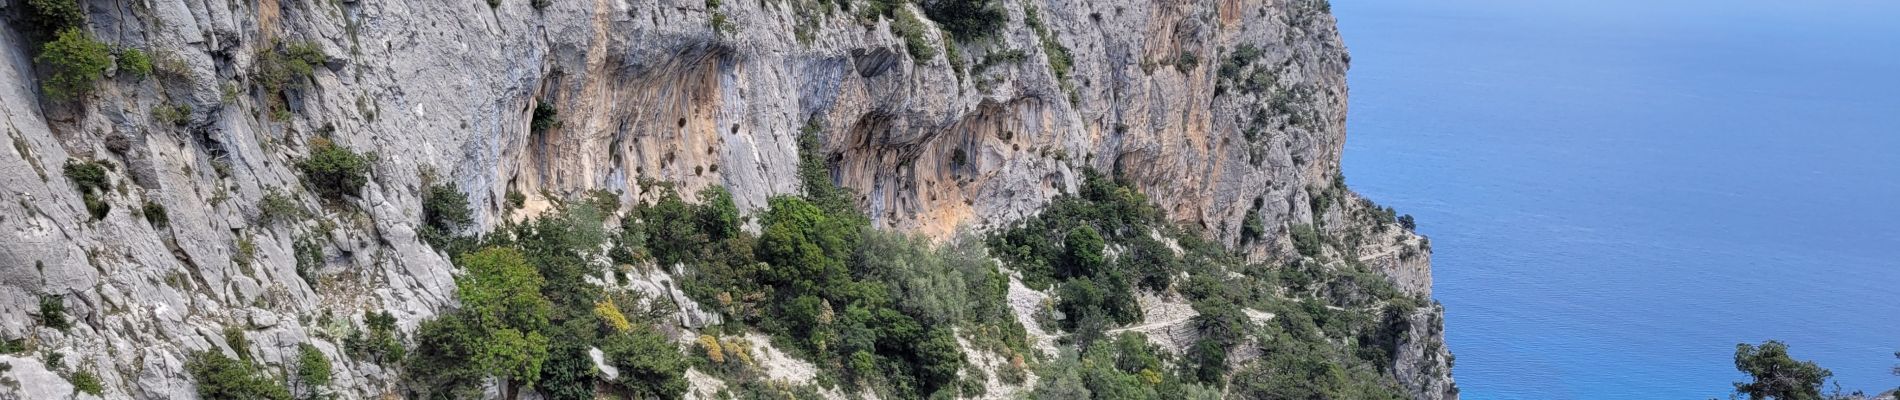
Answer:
[297, 138, 370, 202]
[39, 296, 69, 331]
[1059, 226, 1105, 278]
[1241, 207, 1266, 243]
[891, 7, 939, 61]
[510, 202, 609, 312]
[233, 236, 258, 270]
[1028, 333, 1222, 400]
[531, 102, 560, 134]
[295, 343, 332, 391]
[987, 172, 1158, 339]
[255, 188, 306, 227]
[344, 310, 404, 364]
[293, 233, 324, 283]
[151, 102, 191, 126]
[142, 200, 168, 228]
[421, 182, 474, 247]
[1023, 6, 1074, 83]
[63, 159, 114, 220]
[796, 121, 857, 216]
[506, 190, 527, 210]
[70, 370, 103, 395]
[36, 29, 111, 101]
[457, 247, 554, 334]
[408, 312, 500, 398]
[118, 48, 152, 78]
[1176, 51, 1201, 72]
[255, 41, 327, 94]
[63, 159, 108, 191]
[1290, 223, 1323, 256]
[24, 0, 86, 36]
[187, 350, 291, 400]
[920, 0, 1004, 42]
[601, 326, 688, 398]
[411, 247, 557, 395]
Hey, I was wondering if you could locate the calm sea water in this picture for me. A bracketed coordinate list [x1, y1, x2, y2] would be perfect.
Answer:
[1333, 0, 1900, 398]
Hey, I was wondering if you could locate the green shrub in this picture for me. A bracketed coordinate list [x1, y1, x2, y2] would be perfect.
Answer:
[295, 343, 332, 391]
[421, 182, 474, 247]
[537, 343, 596, 400]
[233, 236, 257, 269]
[1290, 223, 1323, 256]
[255, 40, 327, 96]
[1240, 207, 1266, 243]
[510, 202, 609, 311]
[39, 296, 69, 331]
[36, 29, 112, 101]
[293, 233, 324, 282]
[151, 102, 191, 126]
[409, 247, 555, 395]
[344, 310, 404, 364]
[1059, 226, 1105, 278]
[297, 138, 370, 202]
[224, 326, 252, 361]
[456, 247, 554, 334]
[640, 189, 708, 267]
[256, 188, 306, 226]
[1732, 341, 1833, 400]
[1029, 333, 1223, 400]
[82, 192, 111, 220]
[62, 160, 114, 220]
[406, 315, 486, 398]
[142, 200, 168, 228]
[62, 159, 108, 191]
[601, 326, 688, 398]
[186, 350, 291, 400]
[1175, 51, 1199, 72]
[70, 370, 103, 395]
[23, 0, 86, 36]
[531, 102, 560, 134]
[505, 190, 527, 210]
[920, 0, 1003, 42]
[118, 48, 152, 78]
[912, 327, 966, 393]
[891, 7, 939, 61]
[1023, 6, 1073, 83]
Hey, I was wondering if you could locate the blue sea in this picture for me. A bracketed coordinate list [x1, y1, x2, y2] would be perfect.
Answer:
[1332, 0, 1900, 398]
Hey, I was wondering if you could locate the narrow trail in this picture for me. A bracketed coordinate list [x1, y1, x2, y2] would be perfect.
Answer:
[1106, 313, 1196, 335]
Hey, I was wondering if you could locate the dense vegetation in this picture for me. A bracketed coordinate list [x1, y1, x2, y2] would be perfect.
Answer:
[297, 137, 371, 202]
[187, 350, 292, 400]
[35, 28, 111, 101]
[1726, 341, 1900, 400]
[322, 112, 1443, 399]
[985, 170, 1425, 397]
[62, 159, 112, 220]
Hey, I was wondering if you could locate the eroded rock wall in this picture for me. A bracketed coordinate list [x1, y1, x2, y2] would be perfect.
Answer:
[0, 0, 1453, 398]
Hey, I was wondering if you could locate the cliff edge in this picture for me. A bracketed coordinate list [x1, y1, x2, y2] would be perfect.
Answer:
[0, 0, 1454, 398]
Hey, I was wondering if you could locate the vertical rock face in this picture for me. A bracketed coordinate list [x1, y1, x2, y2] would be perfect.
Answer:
[0, 0, 1453, 398]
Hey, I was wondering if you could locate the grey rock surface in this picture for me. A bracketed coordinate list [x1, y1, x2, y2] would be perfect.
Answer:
[0, 0, 1454, 398]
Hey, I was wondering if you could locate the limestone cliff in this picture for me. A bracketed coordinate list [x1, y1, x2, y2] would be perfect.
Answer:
[0, 0, 1454, 398]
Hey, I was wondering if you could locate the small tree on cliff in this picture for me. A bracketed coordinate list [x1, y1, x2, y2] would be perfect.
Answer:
[1731, 340, 1833, 400]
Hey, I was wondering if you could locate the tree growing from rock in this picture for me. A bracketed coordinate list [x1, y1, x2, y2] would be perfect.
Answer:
[1732, 340, 1833, 400]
